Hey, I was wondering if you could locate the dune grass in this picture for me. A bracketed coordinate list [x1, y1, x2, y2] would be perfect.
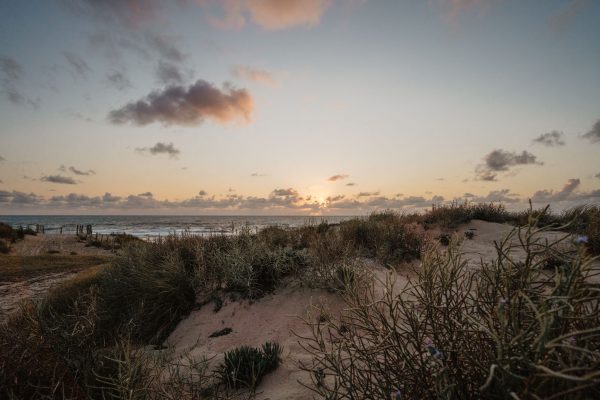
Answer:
[0, 205, 598, 399]
[299, 213, 600, 399]
[0, 254, 112, 282]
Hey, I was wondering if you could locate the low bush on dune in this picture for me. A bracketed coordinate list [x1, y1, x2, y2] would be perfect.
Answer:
[218, 342, 283, 389]
[422, 201, 510, 228]
[299, 214, 600, 399]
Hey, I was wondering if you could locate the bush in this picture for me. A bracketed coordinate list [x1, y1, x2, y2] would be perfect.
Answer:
[300, 216, 600, 399]
[0, 238, 10, 254]
[219, 342, 282, 389]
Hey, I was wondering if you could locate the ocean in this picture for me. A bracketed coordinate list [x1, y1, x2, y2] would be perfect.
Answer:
[0, 215, 357, 238]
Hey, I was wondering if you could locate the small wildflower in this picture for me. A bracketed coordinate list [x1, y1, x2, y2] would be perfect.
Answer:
[563, 336, 576, 346]
[574, 235, 589, 245]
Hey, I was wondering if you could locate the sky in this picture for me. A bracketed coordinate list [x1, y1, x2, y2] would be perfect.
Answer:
[0, 0, 599, 215]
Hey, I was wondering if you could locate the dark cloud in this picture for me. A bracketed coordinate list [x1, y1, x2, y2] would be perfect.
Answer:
[476, 149, 542, 181]
[345, 182, 356, 186]
[232, 65, 277, 86]
[136, 142, 180, 158]
[59, 165, 96, 176]
[533, 130, 565, 147]
[0, 190, 42, 205]
[327, 174, 349, 182]
[357, 191, 380, 197]
[271, 188, 298, 197]
[40, 175, 78, 185]
[250, 172, 267, 177]
[156, 61, 184, 85]
[106, 71, 133, 91]
[138, 192, 153, 197]
[63, 52, 92, 78]
[463, 189, 521, 203]
[109, 80, 253, 126]
[582, 119, 600, 143]
[198, 190, 208, 196]
[595, 173, 600, 180]
[0, 155, 4, 161]
[532, 178, 581, 202]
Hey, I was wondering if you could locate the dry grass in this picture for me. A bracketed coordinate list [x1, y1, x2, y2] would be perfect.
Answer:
[0, 254, 112, 282]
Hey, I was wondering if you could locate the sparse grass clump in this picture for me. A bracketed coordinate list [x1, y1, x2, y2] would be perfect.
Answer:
[219, 342, 282, 389]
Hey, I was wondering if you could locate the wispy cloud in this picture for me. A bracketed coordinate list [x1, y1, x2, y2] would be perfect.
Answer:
[356, 191, 379, 197]
[106, 71, 133, 91]
[109, 80, 253, 126]
[232, 65, 277, 86]
[63, 51, 92, 78]
[582, 119, 600, 143]
[0, 55, 39, 107]
[136, 142, 181, 158]
[207, 0, 332, 31]
[41, 175, 78, 185]
[156, 61, 184, 85]
[59, 165, 96, 176]
[328, 174, 349, 182]
[250, 172, 268, 177]
[345, 182, 356, 186]
[548, 0, 590, 32]
[475, 149, 542, 181]
[533, 130, 565, 147]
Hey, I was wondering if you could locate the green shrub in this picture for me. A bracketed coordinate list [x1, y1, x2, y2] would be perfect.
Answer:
[219, 342, 282, 389]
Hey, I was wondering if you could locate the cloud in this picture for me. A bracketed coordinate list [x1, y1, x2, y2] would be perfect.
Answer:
[531, 178, 581, 203]
[136, 142, 180, 158]
[0, 56, 23, 81]
[595, 173, 600, 180]
[433, 0, 494, 21]
[356, 191, 380, 197]
[40, 175, 78, 184]
[533, 130, 565, 147]
[198, 190, 208, 196]
[232, 65, 277, 86]
[60, 0, 162, 26]
[0, 155, 4, 162]
[582, 119, 600, 143]
[63, 165, 96, 176]
[109, 80, 253, 126]
[463, 189, 520, 203]
[0, 190, 42, 204]
[327, 174, 349, 182]
[156, 61, 184, 85]
[548, 0, 590, 32]
[345, 182, 356, 186]
[144, 32, 185, 63]
[208, 0, 332, 30]
[0, 55, 39, 107]
[106, 71, 133, 91]
[63, 52, 92, 78]
[250, 172, 267, 177]
[476, 149, 542, 181]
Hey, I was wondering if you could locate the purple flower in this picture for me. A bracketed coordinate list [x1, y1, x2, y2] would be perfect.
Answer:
[575, 236, 589, 244]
